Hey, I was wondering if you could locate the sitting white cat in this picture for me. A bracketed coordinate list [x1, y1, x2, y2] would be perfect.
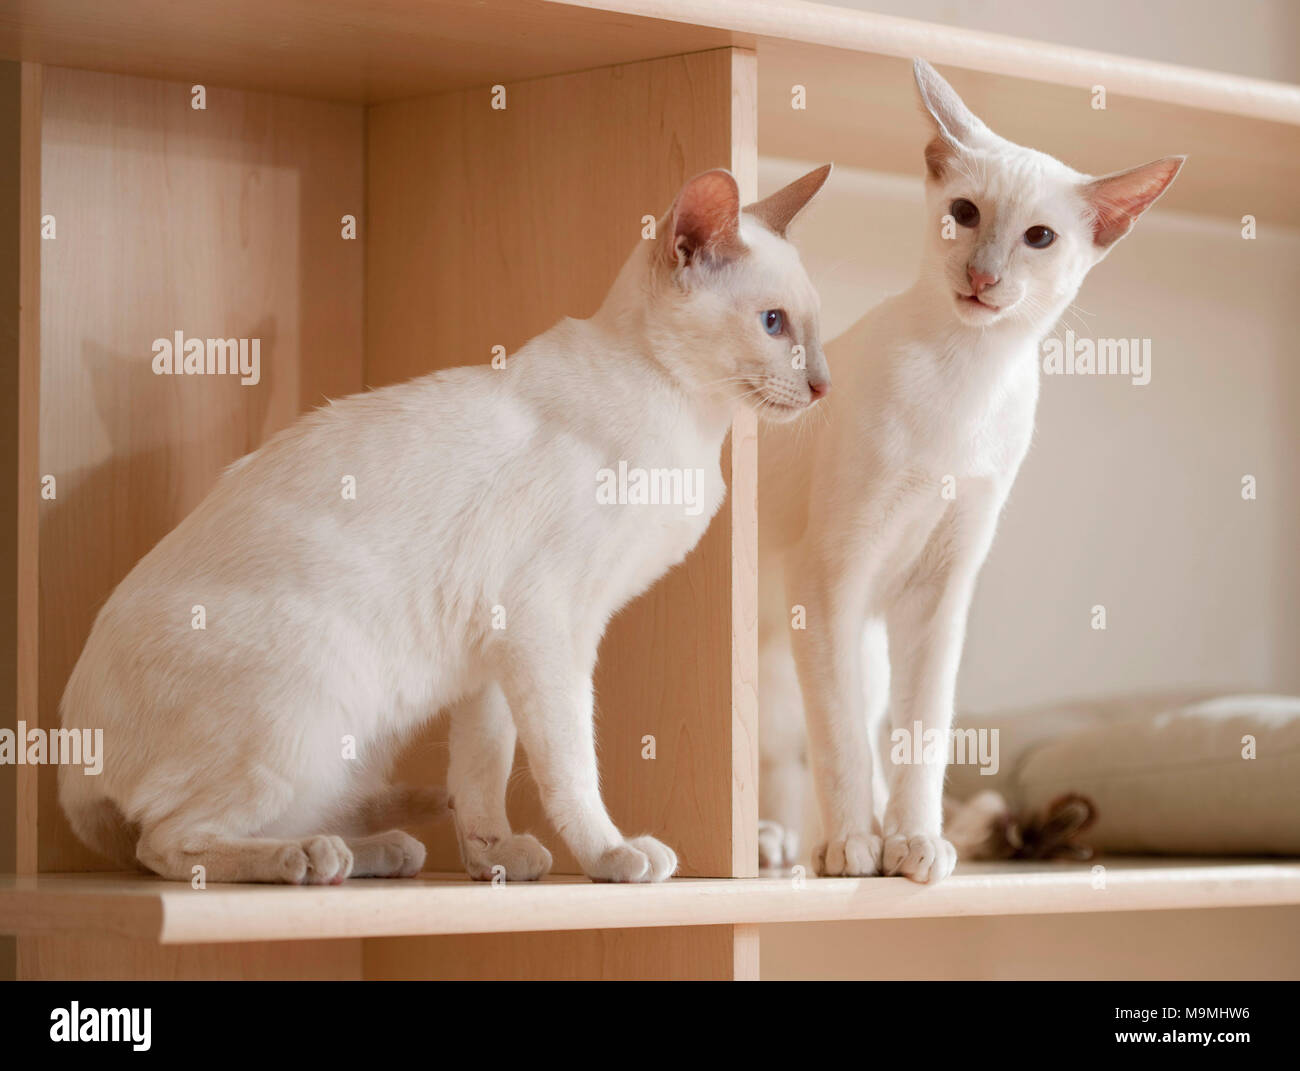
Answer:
[758, 60, 1183, 882]
[60, 165, 832, 885]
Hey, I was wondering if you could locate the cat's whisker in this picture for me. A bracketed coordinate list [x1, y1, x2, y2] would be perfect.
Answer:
[699, 373, 758, 386]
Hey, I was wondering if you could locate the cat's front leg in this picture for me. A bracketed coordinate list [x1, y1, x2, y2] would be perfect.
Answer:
[495, 643, 677, 883]
[883, 491, 1003, 883]
[447, 683, 552, 882]
[758, 626, 808, 868]
[788, 543, 884, 877]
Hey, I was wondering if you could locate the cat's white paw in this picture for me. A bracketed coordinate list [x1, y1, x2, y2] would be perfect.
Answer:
[279, 834, 354, 885]
[758, 819, 799, 869]
[385, 831, 427, 877]
[352, 830, 426, 878]
[882, 833, 957, 884]
[463, 832, 553, 882]
[588, 835, 678, 883]
[813, 832, 883, 877]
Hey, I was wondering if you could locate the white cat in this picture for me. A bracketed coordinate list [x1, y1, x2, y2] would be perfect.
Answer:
[60, 165, 832, 885]
[758, 60, 1182, 882]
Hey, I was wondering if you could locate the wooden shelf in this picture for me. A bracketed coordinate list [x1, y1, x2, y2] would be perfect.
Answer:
[3, 0, 1296, 122]
[757, 46, 1300, 226]
[6, 0, 1299, 980]
[4, 1, 1296, 222]
[576, 0, 1300, 124]
[0, 0, 737, 102]
[4, 859, 1298, 946]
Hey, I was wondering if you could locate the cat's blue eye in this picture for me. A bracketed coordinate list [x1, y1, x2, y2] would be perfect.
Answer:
[950, 198, 979, 227]
[1024, 225, 1055, 248]
[761, 309, 785, 336]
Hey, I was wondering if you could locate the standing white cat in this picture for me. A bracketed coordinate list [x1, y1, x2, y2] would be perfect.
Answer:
[758, 60, 1182, 882]
[60, 165, 832, 885]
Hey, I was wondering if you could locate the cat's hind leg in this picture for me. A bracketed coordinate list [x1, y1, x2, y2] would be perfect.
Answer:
[344, 830, 425, 878]
[133, 760, 356, 884]
[301, 780, 445, 876]
[136, 821, 354, 885]
[137, 791, 428, 882]
[357, 783, 450, 832]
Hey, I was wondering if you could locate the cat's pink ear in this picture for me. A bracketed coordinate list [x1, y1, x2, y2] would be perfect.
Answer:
[746, 163, 832, 237]
[913, 58, 987, 178]
[1081, 156, 1185, 248]
[667, 169, 743, 266]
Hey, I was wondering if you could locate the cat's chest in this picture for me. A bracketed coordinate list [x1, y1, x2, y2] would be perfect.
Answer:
[896, 355, 1038, 479]
[591, 438, 726, 598]
[935, 408, 1030, 479]
[611, 459, 724, 546]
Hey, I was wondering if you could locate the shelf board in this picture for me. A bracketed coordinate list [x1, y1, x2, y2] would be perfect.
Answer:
[3, 0, 1297, 122]
[0, 0, 738, 102]
[4, 2, 1296, 224]
[757, 46, 1300, 227]
[576, 1, 1300, 125]
[4, 858, 1298, 945]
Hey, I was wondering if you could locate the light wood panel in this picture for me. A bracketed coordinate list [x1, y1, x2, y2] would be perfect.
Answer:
[0, 58, 42, 982]
[728, 51, 759, 879]
[3, 0, 1298, 126]
[759, 45, 1300, 227]
[20, 935, 360, 980]
[0, 60, 15, 983]
[760, 907, 1300, 980]
[573, 0, 1300, 124]
[37, 67, 365, 871]
[5, 860, 1298, 945]
[366, 48, 758, 879]
[0, 0, 738, 103]
[0, 3, 1293, 223]
[364, 925, 755, 980]
[12, 62, 38, 884]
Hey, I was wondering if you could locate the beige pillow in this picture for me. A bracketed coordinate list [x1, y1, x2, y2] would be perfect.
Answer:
[950, 694, 1300, 856]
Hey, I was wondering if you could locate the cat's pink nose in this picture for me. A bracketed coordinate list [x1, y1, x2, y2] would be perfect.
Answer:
[967, 266, 999, 294]
[809, 379, 829, 400]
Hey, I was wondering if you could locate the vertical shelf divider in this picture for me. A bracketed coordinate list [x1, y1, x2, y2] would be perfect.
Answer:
[364, 44, 760, 979]
[2, 58, 43, 982]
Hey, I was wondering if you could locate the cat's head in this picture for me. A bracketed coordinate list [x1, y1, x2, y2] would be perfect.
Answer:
[913, 58, 1184, 330]
[644, 166, 832, 423]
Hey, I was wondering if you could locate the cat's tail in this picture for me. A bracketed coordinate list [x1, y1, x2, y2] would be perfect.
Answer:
[944, 790, 1014, 861]
[359, 783, 452, 833]
[945, 790, 1098, 861]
